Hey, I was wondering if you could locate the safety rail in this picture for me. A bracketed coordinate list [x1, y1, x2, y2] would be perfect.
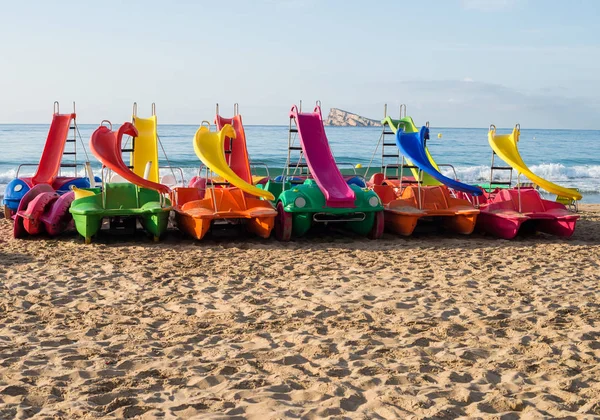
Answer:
[159, 166, 185, 186]
[336, 162, 358, 175]
[249, 161, 270, 180]
[437, 163, 458, 181]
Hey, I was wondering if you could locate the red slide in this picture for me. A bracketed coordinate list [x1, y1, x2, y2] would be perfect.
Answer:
[31, 113, 75, 185]
[90, 123, 170, 195]
[215, 114, 252, 184]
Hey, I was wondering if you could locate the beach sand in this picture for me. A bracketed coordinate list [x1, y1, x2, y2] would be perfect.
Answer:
[0, 205, 599, 419]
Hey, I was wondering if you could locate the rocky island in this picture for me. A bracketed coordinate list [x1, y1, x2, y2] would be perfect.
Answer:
[324, 108, 382, 127]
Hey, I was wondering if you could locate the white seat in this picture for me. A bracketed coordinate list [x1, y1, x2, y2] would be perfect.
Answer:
[110, 174, 128, 183]
[161, 174, 177, 186]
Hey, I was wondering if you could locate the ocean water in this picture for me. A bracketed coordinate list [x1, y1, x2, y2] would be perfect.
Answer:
[1, 124, 599, 203]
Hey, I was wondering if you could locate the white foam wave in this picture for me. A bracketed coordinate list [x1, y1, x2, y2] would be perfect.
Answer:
[441, 164, 600, 182]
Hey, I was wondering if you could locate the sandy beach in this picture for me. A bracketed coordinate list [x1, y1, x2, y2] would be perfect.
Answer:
[0, 205, 599, 419]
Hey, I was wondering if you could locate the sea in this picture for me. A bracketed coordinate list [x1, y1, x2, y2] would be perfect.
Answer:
[1, 124, 599, 203]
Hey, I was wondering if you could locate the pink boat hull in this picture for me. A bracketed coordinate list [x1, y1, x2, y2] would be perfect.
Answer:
[476, 210, 527, 239]
[13, 184, 74, 238]
[39, 191, 75, 236]
[477, 189, 579, 238]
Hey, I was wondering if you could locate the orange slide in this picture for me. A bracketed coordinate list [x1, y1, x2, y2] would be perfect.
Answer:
[31, 113, 75, 185]
[215, 111, 252, 184]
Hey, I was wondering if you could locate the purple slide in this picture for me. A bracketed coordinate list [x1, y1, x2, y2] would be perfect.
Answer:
[290, 105, 355, 208]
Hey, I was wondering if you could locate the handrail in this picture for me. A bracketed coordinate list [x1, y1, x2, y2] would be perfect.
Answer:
[159, 166, 185, 186]
[399, 104, 407, 119]
[336, 162, 358, 175]
[249, 161, 270, 180]
[436, 163, 458, 180]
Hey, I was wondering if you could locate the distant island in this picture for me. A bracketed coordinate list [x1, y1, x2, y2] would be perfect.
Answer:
[324, 108, 382, 127]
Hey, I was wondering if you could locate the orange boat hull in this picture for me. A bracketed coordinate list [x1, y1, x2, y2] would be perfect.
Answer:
[173, 187, 276, 240]
[371, 181, 479, 235]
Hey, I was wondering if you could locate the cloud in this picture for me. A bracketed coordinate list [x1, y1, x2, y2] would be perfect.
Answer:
[460, 0, 518, 12]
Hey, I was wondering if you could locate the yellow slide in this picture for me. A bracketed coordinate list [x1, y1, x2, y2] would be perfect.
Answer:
[194, 124, 275, 201]
[131, 113, 160, 183]
[489, 125, 582, 201]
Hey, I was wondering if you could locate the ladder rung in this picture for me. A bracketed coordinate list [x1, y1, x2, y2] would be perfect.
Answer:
[289, 128, 298, 133]
[491, 166, 512, 170]
[383, 143, 396, 146]
[121, 148, 134, 153]
[289, 146, 302, 150]
[211, 182, 230, 186]
[66, 139, 76, 143]
[224, 150, 232, 154]
[385, 164, 401, 168]
[402, 165, 419, 169]
[289, 163, 308, 167]
[127, 165, 134, 169]
[69, 126, 76, 130]
[60, 163, 77, 168]
[62, 152, 76, 155]
[383, 131, 395, 135]
[382, 154, 399, 158]
[491, 181, 513, 185]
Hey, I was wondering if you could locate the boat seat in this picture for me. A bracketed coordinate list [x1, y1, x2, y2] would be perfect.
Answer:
[161, 174, 177, 187]
[110, 174, 128, 183]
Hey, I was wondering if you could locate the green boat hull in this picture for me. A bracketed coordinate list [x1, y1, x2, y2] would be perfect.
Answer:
[263, 179, 383, 238]
[69, 184, 171, 243]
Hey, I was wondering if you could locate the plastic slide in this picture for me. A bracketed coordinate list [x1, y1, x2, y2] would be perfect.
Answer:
[215, 114, 253, 184]
[31, 113, 75, 185]
[488, 126, 582, 201]
[383, 116, 441, 186]
[131, 114, 160, 183]
[396, 126, 483, 196]
[91, 123, 170, 195]
[291, 105, 355, 208]
[193, 125, 274, 201]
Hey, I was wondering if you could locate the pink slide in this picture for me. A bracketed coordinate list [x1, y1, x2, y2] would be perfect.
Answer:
[291, 105, 355, 208]
[31, 113, 75, 185]
[90, 123, 170, 195]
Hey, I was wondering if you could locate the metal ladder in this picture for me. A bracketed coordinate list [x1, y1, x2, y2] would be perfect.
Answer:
[380, 103, 403, 180]
[286, 100, 310, 180]
[488, 125, 514, 192]
[124, 103, 141, 171]
[489, 151, 513, 191]
[55, 102, 79, 176]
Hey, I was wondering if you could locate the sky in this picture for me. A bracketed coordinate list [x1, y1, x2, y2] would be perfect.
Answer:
[0, 0, 599, 128]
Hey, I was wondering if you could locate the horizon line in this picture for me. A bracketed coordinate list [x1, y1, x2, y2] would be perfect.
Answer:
[0, 123, 599, 131]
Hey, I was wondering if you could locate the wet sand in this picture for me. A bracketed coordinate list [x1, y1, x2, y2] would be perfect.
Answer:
[1, 205, 599, 419]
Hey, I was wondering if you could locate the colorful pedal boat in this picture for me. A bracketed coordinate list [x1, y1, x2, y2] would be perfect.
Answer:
[173, 186, 276, 240]
[13, 184, 75, 238]
[477, 188, 579, 239]
[70, 183, 171, 244]
[370, 176, 479, 236]
[172, 122, 277, 240]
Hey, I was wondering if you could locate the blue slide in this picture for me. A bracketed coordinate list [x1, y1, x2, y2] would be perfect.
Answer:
[395, 126, 483, 196]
